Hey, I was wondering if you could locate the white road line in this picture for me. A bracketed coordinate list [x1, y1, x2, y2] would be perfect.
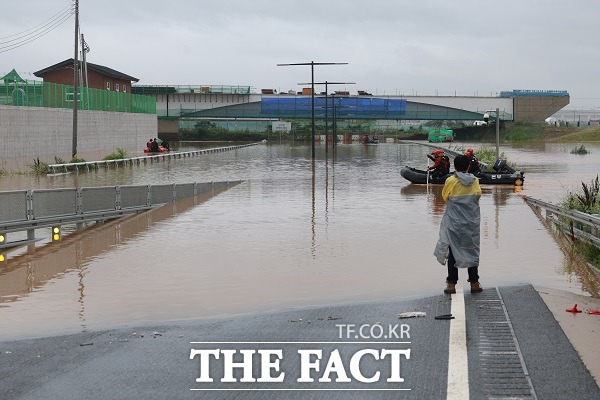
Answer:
[447, 285, 469, 400]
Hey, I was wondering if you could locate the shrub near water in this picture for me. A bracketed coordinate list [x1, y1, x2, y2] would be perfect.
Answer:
[563, 175, 600, 214]
[570, 145, 589, 154]
[577, 243, 600, 268]
[563, 175, 600, 269]
[475, 147, 506, 169]
[29, 157, 50, 174]
[103, 148, 128, 160]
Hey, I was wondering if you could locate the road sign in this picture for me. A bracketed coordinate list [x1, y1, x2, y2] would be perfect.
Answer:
[272, 121, 291, 132]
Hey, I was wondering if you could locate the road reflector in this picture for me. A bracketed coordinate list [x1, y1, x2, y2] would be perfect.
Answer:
[52, 226, 61, 241]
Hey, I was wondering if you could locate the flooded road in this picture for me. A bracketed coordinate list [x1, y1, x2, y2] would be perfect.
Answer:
[1, 141, 599, 340]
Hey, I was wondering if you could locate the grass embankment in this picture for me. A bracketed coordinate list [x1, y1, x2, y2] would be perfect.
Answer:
[550, 127, 600, 143]
[459, 122, 598, 143]
[503, 122, 582, 142]
[562, 175, 600, 269]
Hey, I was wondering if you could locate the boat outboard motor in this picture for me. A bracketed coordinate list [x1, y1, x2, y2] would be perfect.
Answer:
[493, 159, 516, 174]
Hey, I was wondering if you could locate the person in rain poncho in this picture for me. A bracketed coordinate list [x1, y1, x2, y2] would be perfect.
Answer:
[433, 155, 483, 294]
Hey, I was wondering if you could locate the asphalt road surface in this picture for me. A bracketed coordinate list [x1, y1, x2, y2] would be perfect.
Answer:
[1, 285, 598, 400]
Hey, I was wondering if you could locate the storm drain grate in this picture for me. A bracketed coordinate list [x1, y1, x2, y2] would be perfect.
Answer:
[469, 289, 537, 400]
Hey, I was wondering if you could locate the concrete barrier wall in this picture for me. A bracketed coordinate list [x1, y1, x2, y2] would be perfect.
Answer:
[513, 96, 570, 123]
[0, 105, 157, 171]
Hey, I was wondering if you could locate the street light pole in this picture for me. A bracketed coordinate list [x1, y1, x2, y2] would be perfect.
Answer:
[277, 61, 348, 159]
[485, 108, 501, 160]
[311, 62, 315, 158]
[495, 107, 500, 159]
[325, 81, 328, 154]
[298, 81, 355, 157]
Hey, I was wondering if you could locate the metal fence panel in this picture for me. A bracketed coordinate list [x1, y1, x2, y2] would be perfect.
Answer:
[81, 186, 117, 213]
[212, 182, 229, 190]
[0, 190, 28, 223]
[120, 185, 149, 209]
[150, 184, 174, 205]
[196, 183, 214, 195]
[1, 81, 155, 114]
[175, 183, 195, 200]
[32, 189, 77, 219]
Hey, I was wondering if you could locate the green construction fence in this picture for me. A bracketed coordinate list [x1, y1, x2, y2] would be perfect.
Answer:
[0, 80, 156, 114]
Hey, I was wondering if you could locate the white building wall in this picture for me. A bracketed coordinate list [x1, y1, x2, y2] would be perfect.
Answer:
[0, 105, 157, 171]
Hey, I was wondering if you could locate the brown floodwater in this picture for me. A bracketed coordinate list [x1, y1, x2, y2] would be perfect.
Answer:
[1, 141, 599, 340]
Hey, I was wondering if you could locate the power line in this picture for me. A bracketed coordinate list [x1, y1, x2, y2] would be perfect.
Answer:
[0, 2, 74, 41]
[0, 11, 73, 54]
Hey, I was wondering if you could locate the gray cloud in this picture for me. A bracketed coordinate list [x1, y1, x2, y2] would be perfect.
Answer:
[2, 0, 598, 108]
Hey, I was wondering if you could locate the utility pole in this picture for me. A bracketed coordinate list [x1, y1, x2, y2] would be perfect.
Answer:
[81, 33, 90, 87]
[72, 0, 79, 159]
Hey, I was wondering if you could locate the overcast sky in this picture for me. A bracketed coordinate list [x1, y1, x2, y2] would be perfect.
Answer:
[2, 0, 598, 108]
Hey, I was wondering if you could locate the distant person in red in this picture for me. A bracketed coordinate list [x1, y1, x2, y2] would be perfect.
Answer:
[427, 149, 450, 178]
[464, 148, 481, 176]
[146, 138, 153, 149]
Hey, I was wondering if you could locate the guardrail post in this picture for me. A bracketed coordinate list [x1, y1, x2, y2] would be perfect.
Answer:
[147, 185, 152, 206]
[569, 220, 575, 241]
[26, 190, 33, 220]
[26, 229, 35, 245]
[193, 182, 198, 196]
[172, 184, 176, 202]
[116, 186, 122, 210]
[76, 188, 83, 215]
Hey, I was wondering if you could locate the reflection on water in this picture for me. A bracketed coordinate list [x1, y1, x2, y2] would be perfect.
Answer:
[0, 141, 599, 340]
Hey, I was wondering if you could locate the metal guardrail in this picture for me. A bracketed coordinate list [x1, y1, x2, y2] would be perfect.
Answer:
[0, 180, 241, 249]
[522, 195, 600, 247]
[47, 142, 262, 174]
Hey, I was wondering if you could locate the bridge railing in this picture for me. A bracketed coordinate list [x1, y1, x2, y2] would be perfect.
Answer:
[0, 180, 241, 250]
[47, 142, 262, 174]
[522, 195, 600, 247]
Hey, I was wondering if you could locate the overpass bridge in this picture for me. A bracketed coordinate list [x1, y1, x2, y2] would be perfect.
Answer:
[131, 86, 569, 135]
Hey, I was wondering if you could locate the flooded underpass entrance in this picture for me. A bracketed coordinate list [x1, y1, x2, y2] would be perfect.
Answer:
[1, 141, 599, 340]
